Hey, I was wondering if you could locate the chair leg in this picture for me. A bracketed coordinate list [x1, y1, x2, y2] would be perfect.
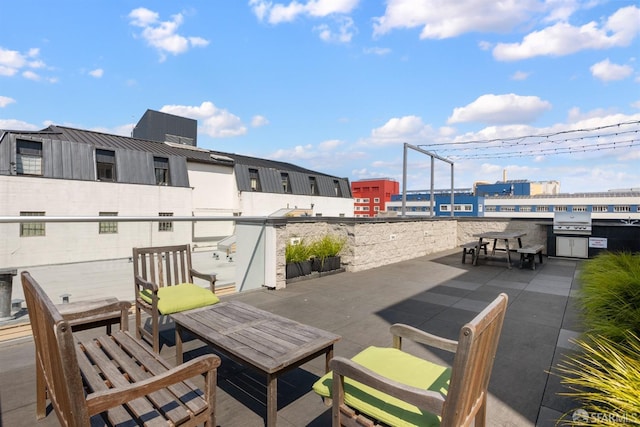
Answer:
[36, 362, 46, 420]
[152, 314, 160, 353]
[475, 395, 487, 427]
[135, 305, 142, 340]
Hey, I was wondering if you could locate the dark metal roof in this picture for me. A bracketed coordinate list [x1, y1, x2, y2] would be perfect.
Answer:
[2, 125, 348, 182]
[211, 150, 344, 179]
[7, 125, 235, 166]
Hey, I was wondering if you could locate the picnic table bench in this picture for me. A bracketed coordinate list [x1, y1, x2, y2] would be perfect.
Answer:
[21, 271, 221, 427]
[517, 244, 545, 270]
[461, 241, 489, 264]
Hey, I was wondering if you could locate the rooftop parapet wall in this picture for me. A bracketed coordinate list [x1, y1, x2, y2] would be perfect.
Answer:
[275, 217, 549, 289]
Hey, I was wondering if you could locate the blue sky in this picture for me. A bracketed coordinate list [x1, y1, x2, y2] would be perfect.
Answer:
[1, 0, 639, 193]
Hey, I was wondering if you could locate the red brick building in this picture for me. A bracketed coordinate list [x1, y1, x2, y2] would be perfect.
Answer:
[351, 178, 399, 217]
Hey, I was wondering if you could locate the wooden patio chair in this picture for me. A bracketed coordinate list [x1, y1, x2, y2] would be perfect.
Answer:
[22, 271, 221, 427]
[133, 244, 219, 352]
[313, 293, 508, 427]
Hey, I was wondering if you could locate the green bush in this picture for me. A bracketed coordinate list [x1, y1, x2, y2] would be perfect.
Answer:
[556, 333, 640, 426]
[309, 234, 346, 260]
[577, 251, 640, 343]
[285, 239, 311, 263]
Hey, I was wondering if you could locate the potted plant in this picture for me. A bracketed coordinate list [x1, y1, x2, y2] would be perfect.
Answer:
[310, 234, 346, 273]
[285, 239, 312, 279]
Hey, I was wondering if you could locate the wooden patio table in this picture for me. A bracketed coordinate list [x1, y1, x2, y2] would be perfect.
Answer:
[172, 300, 341, 427]
[472, 230, 527, 269]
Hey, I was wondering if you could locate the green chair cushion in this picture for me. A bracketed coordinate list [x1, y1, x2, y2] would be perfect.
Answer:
[313, 346, 451, 427]
[139, 283, 219, 315]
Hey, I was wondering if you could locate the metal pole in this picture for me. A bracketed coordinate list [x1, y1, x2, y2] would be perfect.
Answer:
[402, 143, 408, 217]
[450, 163, 455, 217]
[430, 156, 435, 217]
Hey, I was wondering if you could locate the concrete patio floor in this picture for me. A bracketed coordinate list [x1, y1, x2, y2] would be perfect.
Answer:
[0, 248, 584, 426]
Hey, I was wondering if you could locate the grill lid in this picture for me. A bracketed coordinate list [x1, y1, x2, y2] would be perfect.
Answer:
[553, 212, 592, 234]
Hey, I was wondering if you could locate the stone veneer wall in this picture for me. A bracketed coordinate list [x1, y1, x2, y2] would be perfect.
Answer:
[274, 217, 549, 289]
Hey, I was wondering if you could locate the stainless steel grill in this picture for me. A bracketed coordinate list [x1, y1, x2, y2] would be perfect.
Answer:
[553, 212, 592, 235]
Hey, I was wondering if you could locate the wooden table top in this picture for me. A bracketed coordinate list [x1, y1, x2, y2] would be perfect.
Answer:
[172, 301, 341, 374]
[473, 231, 527, 239]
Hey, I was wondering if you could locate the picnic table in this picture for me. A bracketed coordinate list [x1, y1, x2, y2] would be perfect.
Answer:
[472, 231, 526, 269]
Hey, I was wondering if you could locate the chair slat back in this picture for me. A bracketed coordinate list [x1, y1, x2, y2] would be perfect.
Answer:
[133, 244, 192, 288]
[21, 272, 90, 427]
[441, 293, 508, 427]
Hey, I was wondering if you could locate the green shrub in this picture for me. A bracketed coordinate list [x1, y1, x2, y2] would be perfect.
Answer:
[285, 240, 311, 263]
[309, 234, 346, 260]
[578, 251, 640, 343]
[556, 333, 640, 426]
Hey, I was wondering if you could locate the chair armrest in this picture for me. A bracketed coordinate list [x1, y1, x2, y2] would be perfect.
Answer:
[390, 324, 458, 353]
[135, 274, 158, 292]
[85, 354, 221, 416]
[190, 268, 217, 291]
[58, 300, 131, 323]
[330, 356, 445, 416]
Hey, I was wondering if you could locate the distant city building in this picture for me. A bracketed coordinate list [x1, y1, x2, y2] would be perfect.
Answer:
[385, 180, 639, 219]
[351, 178, 399, 217]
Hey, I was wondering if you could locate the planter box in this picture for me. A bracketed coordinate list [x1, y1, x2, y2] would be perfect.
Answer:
[312, 256, 341, 273]
[286, 260, 312, 279]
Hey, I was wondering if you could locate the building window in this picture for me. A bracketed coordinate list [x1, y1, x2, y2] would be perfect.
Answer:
[572, 206, 587, 212]
[96, 149, 116, 182]
[374, 206, 380, 211]
[554, 205, 568, 212]
[281, 173, 292, 194]
[20, 211, 45, 237]
[520, 206, 532, 212]
[463, 205, 473, 211]
[154, 157, 170, 185]
[613, 205, 631, 212]
[16, 140, 43, 175]
[309, 177, 319, 195]
[99, 212, 118, 234]
[158, 212, 173, 232]
[485, 206, 497, 212]
[362, 198, 370, 203]
[334, 180, 343, 197]
[592, 205, 608, 212]
[362, 206, 369, 211]
[374, 197, 380, 203]
[440, 205, 450, 212]
[500, 206, 516, 212]
[249, 168, 261, 191]
[536, 206, 549, 212]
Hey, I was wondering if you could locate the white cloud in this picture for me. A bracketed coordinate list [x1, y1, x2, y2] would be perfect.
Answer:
[89, 68, 104, 78]
[510, 71, 530, 81]
[0, 46, 55, 80]
[364, 115, 435, 146]
[493, 5, 640, 61]
[448, 93, 552, 125]
[251, 115, 269, 127]
[250, 0, 358, 43]
[128, 8, 209, 61]
[22, 70, 41, 81]
[0, 96, 15, 107]
[373, 0, 540, 39]
[314, 16, 356, 43]
[318, 139, 343, 150]
[250, 0, 359, 24]
[160, 101, 247, 138]
[590, 58, 633, 82]
[632, 100, 640, 109]
[0, 119, 39, 130]
[363, 46, 391, 55]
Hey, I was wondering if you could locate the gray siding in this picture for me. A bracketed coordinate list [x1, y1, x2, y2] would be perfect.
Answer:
[234, 164, 351, 198]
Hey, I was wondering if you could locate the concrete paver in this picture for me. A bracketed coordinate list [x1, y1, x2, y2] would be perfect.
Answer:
[0, 249, 583, 426]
